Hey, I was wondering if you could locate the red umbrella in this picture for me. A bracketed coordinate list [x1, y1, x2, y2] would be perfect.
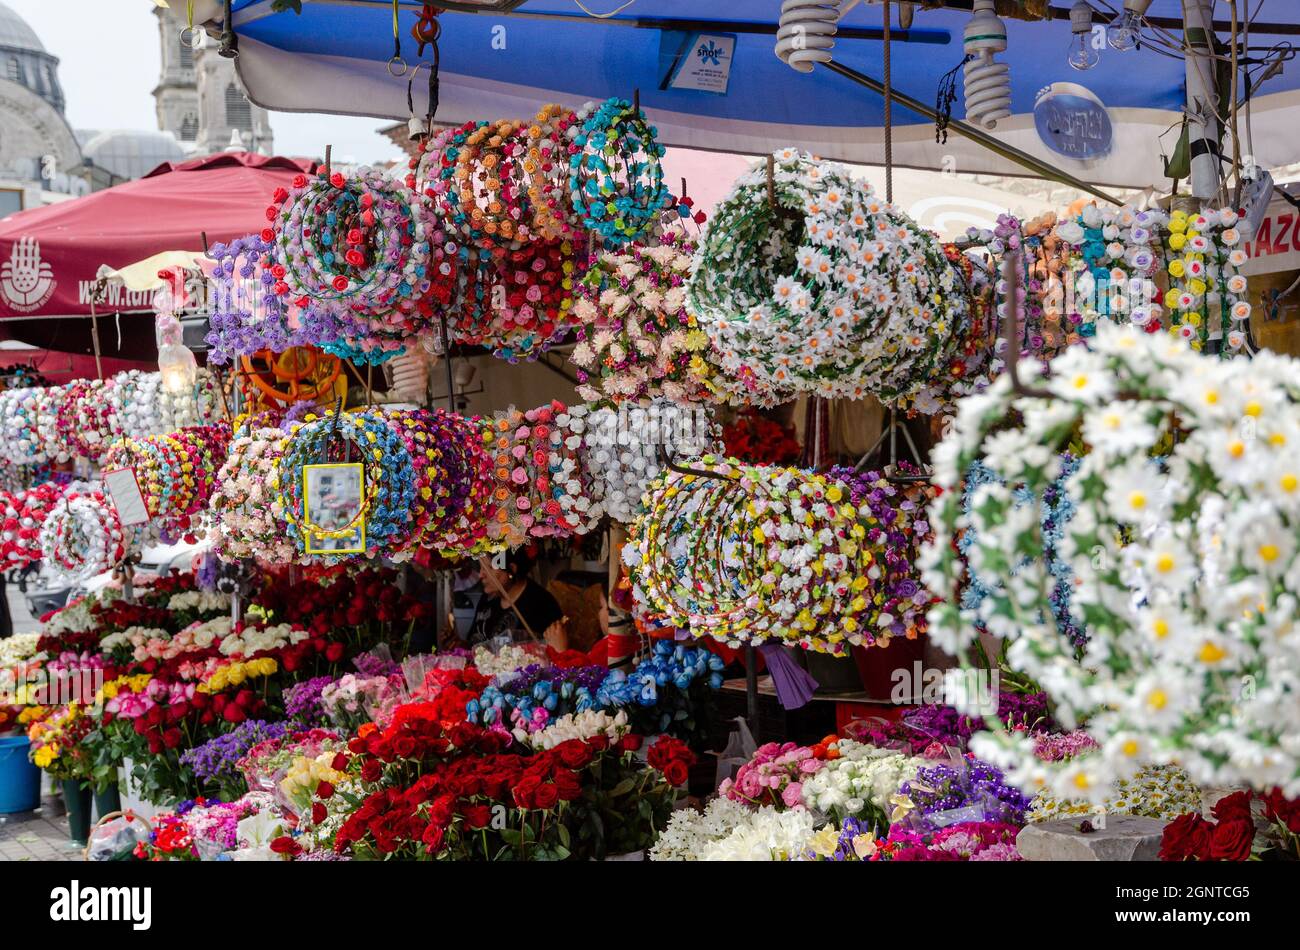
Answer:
[0, 152, 316, 324]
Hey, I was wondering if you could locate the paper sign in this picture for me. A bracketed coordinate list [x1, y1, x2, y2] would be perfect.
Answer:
[666, 33, 735, 95]
[102, 467, 150, 526]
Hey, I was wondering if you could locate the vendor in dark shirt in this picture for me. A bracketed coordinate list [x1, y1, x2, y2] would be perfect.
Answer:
[462, 548, 567, 650]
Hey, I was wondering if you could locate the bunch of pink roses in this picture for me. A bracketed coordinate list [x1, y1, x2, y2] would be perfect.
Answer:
[719, 741, 825, 809]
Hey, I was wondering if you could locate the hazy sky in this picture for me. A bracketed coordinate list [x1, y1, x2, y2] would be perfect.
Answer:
[7, 0, 404, 165]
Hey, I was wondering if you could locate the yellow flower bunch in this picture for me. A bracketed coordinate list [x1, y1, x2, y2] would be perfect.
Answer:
[198, 657, 278, 694]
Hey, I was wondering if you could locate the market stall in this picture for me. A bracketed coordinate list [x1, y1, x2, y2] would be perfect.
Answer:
[0, 0, 1298, 869]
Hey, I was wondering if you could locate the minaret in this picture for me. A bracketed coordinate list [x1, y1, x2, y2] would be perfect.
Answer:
[152, 5, 200, 146]
[194, 45, 274, 155]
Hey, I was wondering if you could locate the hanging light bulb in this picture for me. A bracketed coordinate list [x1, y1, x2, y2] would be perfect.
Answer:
[1068, 2, 1100, 70]
[1107, 0, 1152, 52]
[963, 0, 1011, 129]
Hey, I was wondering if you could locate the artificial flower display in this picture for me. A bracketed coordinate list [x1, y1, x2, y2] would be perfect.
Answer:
[687, 149, 969, 407]
[922, 323, 1300, 802]
[567, 97, 670, 245]
[1162, 207, 1250, 353]
[37, 490, 125, 582]
[570, 230, 711, 405]
[626, 456, 890, 654]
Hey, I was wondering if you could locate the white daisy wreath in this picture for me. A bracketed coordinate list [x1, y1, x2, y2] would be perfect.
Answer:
[921, 323, 1300, 801]
[687, 148, 969, 407]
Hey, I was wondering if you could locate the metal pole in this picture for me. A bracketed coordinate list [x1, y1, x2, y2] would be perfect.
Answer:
[745, 644, 761, 743]
[822, 59, 1124, 206]
[1182, 0, 1221, 201]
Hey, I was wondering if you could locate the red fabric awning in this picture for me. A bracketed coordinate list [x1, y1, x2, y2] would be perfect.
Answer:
[0, 151, 316, 322]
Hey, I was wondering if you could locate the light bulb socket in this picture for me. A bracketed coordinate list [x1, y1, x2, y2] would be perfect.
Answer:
[1069, 1, 1093, 34]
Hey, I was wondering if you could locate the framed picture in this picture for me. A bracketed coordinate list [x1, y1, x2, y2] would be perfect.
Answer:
[302, 462, 367, 555]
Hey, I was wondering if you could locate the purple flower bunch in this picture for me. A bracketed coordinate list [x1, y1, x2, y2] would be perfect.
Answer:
[205, 233, 350, 364]
[1033, 730, 1099, 762]
[899, 755, 1034, 830]
[826, 464, 936, 639]
[181, 719, 289, 794]
[283, 676, 334, 728]
[876, 820, 1022, 861]
[353, 650, 402, 679]
[850, 691, 1057, 755]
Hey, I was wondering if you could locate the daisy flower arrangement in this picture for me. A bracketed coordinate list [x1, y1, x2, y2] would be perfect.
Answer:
[687, 149, 968, 407]
[208, 428, 295, 564]
[921, 323, 1300, 803]
[625, 456, 890, 654]
[1162, 207, 1251, 354]
[570, 230, 712, 406]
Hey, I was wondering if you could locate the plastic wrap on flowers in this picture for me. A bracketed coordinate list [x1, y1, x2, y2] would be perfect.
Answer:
[1, 482, 64, 570]
[480, 401, 595, 548]
[570, 231, 713, 405]
[566, 400, 718, 524]
[102, 424, 232, 538]
[203, 232, 351, 363]
[825, 464, 938, 640]
[56, 378, 119, 463]
[687, 149, 968, 407]
[0, 386, 59, 464]
[568, 97, 670, 245]
[208, 427, 295, 564]
[273, 408, 419, 560]
[625, 456, 883, 654]
[38, 490, 125, 581]
[921, 324, 1300, 799]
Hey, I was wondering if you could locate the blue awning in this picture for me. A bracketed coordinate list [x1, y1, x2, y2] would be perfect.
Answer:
[192, 1, 1300, 188]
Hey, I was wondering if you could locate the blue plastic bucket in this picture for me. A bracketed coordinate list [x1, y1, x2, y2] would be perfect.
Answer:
[0, 734, 41, 814]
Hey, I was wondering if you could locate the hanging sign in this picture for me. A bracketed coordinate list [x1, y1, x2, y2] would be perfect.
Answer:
[663, 33, 736, 95]
[1033, 83, 1113, 161]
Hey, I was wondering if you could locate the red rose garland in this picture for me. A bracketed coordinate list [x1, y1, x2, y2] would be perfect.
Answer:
[0, 482, 64, 571]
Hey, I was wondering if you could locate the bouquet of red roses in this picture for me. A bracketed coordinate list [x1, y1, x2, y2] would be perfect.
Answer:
[1160, 789, 1300, 861]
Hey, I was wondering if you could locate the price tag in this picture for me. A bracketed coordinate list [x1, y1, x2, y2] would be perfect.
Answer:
[102, 467, 150, 526]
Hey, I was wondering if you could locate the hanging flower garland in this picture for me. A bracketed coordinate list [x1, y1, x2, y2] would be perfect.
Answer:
[570, 230, 712, 405]
[208, 428, 295, 564]
[0, 386, 57, 465]
[1163, 207, 1250, 353]
[921, 323, 1300, 801]
[55, 378, 120, 463]
[435, 118, 539, 252]
[524, 103, 584, 241]
[625, 456, 883, 654]
[826, 464, 938, 641]
[479, 401, 596, 548]
[566, 400, 717, 524]
[103, 424, 231, 538]
[430, 411, 498, 559]
[273, 408, 419, 559]
[204, 232, 353, 363]
[108, 370, 167, 439]
[688, 149, 968, 407]
[38, 490, 125, 581]
[453, 239, 578, 362]
[157, 367, 221, 432]
[567, 97, 670, 245]
[1, 482, 64, 571]
[269, 167, 431, 323]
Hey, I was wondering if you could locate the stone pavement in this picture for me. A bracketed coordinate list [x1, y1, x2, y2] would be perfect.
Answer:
[0, 797, 83, 862]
